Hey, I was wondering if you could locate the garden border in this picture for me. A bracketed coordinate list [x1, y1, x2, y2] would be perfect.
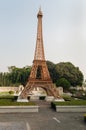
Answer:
[0, 106, 39, 113]
[56, 106, 86, 112]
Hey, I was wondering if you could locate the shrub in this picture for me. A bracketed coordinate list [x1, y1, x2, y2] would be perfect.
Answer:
[69, 89, 77, 94]
[9, 91, 14, 95]
[56, 78, 71, 91]
[0, 95, 36, 106]
[51, 100, 86, 106]
[62, 95, 73, 101]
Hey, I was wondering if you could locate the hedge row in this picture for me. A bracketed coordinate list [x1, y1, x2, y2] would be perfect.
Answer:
[0, 95, 35, 106]
[51, 100, 86, 107]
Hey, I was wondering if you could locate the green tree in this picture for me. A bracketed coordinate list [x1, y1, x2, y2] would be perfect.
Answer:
[8, 66, 31, 86]
[0, 73, 3, 86]
[56, 78, 71, 91]
[0, 61, 84, 87]
[46, 61, 59, 82]
[55, 62, 83, 86]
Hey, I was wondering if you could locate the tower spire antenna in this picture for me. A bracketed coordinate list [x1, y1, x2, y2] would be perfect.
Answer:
[37, 6, 43, 17]
[35, 6, 44, 60]
[39, 5, 41, 11]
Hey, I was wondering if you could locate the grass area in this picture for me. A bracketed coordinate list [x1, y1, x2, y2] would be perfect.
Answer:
[0, 92, 10, 96]
[0, 95, 36, 106]
[54, 100, 86, 106]
[51, 100, 86, 110]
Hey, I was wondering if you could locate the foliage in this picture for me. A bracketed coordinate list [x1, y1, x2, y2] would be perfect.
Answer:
[69, 89, 77, 94]
[0, 92, 10, 96]
[55, 62, 83, 86]
[47, 61, 83, 87]
[56, 78, 71, 91]
[0, 95, 16, 100]
[0, 66, 31, 86]
[8, 66, 31, 86]
[0, 72, 11, 86]
[0, 61, 84, 87]
[83, 80, 86, 87]
[46, 61, 59, 82]
[51, 100, 86, 106]
[0, 95, 35, 106]
[72, 90, 86, 100]
[9, 91, 14, 95]
[62, 95, 73, 101]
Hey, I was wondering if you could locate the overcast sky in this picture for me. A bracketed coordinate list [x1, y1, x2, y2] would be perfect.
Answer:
[0, 0, 86, 79]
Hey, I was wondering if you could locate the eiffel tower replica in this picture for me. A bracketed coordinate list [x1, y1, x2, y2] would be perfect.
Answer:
[20, 8, 60, 99]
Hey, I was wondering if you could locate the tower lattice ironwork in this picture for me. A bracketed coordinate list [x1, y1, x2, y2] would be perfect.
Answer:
[20, 8, 60, 99]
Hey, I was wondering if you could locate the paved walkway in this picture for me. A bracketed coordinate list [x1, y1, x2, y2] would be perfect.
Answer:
[0, 101, 85, 130]
[35, 100, 51, 108]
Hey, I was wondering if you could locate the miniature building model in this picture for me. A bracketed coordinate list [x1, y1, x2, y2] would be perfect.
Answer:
[20, 9, 60, 99]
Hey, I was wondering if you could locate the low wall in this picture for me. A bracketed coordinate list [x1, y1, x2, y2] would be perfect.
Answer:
[0, 87, 18, 92]
[56, 106, 86, 112]
[0, 106, 39, 113]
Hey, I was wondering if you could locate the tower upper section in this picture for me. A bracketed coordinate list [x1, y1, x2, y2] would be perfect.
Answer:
[37, 7, 43, 17]
[34, 8, 45, 61]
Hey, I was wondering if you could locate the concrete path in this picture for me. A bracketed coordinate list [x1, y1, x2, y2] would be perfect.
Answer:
[0, 101, 85, 130]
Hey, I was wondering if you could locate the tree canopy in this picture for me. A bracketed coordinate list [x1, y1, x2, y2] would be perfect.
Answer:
[47, 61, 84, 87]
[0, 66, 31, 86]
[0, 61, 84, 87]
[56, 78, 71, 91]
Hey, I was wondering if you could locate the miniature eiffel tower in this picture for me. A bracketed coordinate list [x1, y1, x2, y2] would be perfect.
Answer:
[20, 8, 60, 99]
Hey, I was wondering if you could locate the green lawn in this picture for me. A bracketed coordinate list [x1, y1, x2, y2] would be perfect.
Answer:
[51, 100, 86, 106]
[51, 100, 86, 110]
[0, 92, 10, 96]
[0, 95, 36, 106]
